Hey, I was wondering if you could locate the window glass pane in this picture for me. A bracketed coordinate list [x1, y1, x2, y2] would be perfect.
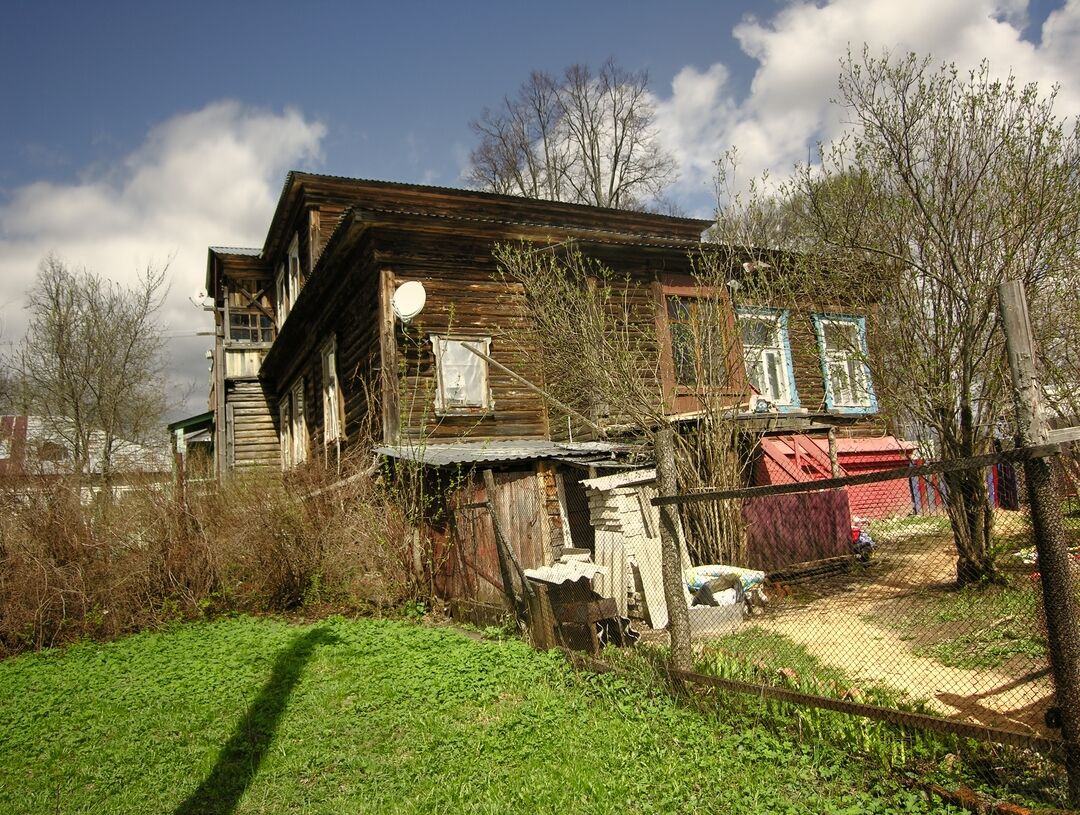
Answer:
[744, 352, 764, 393]
[823, 321, 859, 351]
[670, 323, 697, 385]
[667, 296, 691, 321]
[819, 318, 871, 407]
[740, 317, 773, 348]
[764, 350, 784, 401]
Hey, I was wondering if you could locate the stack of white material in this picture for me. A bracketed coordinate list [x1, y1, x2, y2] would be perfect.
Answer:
[581, 468, 691, 628]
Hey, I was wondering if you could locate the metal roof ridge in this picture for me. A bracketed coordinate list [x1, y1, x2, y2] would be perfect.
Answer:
[346, 205, 704, 246]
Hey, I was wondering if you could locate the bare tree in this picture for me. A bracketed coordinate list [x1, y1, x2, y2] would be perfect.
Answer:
[494, 231, 781, 570]
[469, 59, 677, 210]
[787, 50, 1080, 584]
[7, 254, 169, 487]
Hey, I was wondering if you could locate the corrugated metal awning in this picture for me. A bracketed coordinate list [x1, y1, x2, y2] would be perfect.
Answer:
[374, 439, 640, 468]
[524, 560, 608, 585]
[581, 467, 656, 491]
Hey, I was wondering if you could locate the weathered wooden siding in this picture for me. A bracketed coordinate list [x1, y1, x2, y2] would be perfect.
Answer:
[787, 309, 829, 411]
[379, 228, 550, 442]
[226, 379, 279, 469]
[265, 231, 384, 452]
[440, 469, 549, 608]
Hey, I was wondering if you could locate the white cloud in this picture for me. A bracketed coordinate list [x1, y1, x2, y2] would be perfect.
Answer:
[655, 0, 1080, 213]
[0, 101, 326, 418]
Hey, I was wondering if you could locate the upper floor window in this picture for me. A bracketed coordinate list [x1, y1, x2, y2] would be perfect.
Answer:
[321, 337, 344, 443]
[736, 307, 798, 408]
[274, 233, 302, 330]
[275, 262, 289, 328]
[431, 336, 492, 415]
[664, 294, 730, 387]
[288, 233, 302, 302]
[657, 280, 744, 413]
[229, 311, 274, 343]
[37, 441, 69, 462]
[812, 314, 876, 413]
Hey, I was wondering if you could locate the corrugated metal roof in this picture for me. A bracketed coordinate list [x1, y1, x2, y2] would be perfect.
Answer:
[582, 468, 656, 491]
[525, 560, 608, 585]
[374, 439, 639, 467]
[209, 246, 262, 257]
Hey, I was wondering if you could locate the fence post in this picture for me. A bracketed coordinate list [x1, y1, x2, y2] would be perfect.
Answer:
[654, 426, 692, 671]
[999, 279, 1080, 806]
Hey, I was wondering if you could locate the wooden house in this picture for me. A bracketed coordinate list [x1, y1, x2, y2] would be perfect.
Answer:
[202, 172, 908, 617]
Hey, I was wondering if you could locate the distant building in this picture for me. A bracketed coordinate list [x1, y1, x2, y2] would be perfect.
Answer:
[0, 415, 171, 497]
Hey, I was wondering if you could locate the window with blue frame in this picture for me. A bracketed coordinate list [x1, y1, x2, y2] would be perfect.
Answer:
[812, 314, 876, 413]
[736, 307, 799, 408]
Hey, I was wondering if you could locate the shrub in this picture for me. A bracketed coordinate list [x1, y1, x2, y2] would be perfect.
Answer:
[0, 451, 416, 656]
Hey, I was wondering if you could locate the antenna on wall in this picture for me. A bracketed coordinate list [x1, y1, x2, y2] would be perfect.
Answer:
[392, 281, 427, 323]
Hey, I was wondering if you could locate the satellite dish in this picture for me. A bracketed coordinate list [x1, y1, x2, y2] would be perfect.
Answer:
[392, 281, 427, 323]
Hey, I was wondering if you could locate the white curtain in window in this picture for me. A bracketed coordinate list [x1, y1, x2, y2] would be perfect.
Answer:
[433, 337, 491, 413]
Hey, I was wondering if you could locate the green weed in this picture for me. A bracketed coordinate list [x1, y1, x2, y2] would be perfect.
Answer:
[0, 616, 973, 814]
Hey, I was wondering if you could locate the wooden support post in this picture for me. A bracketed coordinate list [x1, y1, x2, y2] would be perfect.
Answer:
[654, 426, 692, 671]
[999, 279, 1080, 807]
[827, 427, 841, 478]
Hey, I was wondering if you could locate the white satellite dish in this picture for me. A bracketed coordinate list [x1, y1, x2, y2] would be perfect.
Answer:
[392, 281, 427, 323]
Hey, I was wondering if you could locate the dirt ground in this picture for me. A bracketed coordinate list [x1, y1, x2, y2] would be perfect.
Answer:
[752, 530, 1055, 736]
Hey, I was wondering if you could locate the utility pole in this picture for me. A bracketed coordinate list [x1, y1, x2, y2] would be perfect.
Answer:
[999, 279, 1080, 807]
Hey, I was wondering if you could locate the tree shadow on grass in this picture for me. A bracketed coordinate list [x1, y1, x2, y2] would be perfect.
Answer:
[174, 625, 339, 815]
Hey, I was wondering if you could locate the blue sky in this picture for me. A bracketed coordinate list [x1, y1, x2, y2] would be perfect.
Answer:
[1, 0, 1075, 419]
[0, 2, 760, 197]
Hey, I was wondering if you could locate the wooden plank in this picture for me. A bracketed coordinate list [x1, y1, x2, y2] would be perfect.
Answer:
[379, 269, 399, 444]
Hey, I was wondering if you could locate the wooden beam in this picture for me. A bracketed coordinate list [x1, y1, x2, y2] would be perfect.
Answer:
[379, 269, 400, 444]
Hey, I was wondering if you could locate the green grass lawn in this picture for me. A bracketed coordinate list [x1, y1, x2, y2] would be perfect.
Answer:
[0, 615, 958, 815]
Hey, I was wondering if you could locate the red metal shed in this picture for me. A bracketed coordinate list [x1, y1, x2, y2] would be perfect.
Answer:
[754, 434, 916, 519]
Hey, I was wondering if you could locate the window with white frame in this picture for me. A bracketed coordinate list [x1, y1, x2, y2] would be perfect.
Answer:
[290, 379, 307, 465]
[321, 337, 344, 443]
[431, 336, 492, 415]
[813, 315, 875, 411]
[737, 307, 797, 407]
[275, 262, 289, 328]
[278, 397, 292, 469]
[279, 379, 308, 468]
[287, 233, 301, 303]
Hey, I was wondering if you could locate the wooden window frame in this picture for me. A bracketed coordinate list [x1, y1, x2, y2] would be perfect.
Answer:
[279, 378, 308, 469]
[278, 397, 292, 470]
[290, 378, 308, 465]
[811, 313, 877, 414]
[228, 310, 274, 343]
[430, 335, 494, 416]
[287, 233, 302, 303]
[321, 337, 345, 444]
[275, 262, 289, 328]
[654, 278, 746, 414]
[735, 306, 800, 409]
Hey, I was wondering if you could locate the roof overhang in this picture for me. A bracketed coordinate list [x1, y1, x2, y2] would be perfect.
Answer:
[374, 439, 642, 468]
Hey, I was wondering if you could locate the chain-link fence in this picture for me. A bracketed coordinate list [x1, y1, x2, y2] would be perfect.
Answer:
[671, 456, 1057, 741]
[474, 445, 1079, 806]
